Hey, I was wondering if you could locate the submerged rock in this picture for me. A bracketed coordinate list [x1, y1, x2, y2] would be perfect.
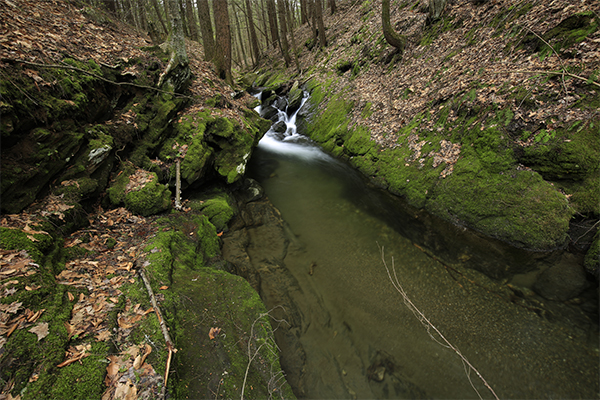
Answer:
[533, 253, 589, 301]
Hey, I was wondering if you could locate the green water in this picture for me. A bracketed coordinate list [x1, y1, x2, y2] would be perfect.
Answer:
[242, 137, 599, 399]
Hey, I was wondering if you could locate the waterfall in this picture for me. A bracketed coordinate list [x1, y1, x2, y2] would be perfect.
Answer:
[254, 92, 327, 161]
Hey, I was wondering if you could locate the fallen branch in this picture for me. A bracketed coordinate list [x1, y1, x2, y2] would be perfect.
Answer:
[10, 59, 193, 98]
[139, 268, 176, 400]
[379, 244, 499, 400]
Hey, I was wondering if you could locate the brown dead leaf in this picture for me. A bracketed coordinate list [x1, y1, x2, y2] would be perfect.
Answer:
[28, 322, 49, 341]
[96, 330, 111, 341]
[159, 286, 168, 290]
[67, 292, 75, 301]
[0, 301, 23, 314]
[209, 327, 221, 340]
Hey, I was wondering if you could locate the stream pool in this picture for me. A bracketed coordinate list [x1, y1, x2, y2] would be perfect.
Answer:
[229, 95, 599, 399]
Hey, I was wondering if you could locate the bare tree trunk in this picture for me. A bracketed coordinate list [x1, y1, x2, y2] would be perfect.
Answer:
[137, 0, 148, 32]
[245, 0, 261, 66]
[267, 0, 280, 50]
[382, 0, 406, 53]
[232, 4, 249, 67]
[329, 0, 336, 15]
[260, 0, 270, 48]
[213, 0, 233, 85]
[300, 0, 309, 24]
[285, 0, 301, 72]
[158, 0, 191, 93]
[314, 0, 326, 47]
[185, 0, 198, 40]
[150, 0, 169, 36]
[197, 0, 215, 61]
[277, 0, 292, 67]
[428, 0, 447, 22]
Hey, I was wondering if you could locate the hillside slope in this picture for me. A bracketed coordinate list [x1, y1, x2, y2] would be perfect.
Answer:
[253, 0, 599, 261]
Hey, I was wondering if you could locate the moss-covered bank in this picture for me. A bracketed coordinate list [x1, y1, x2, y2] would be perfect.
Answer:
[139, 210, 295, 399]
[299, 76, 598, 253]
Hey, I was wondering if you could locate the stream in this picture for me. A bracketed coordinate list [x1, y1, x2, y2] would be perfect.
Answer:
[224, 93, 599, 399]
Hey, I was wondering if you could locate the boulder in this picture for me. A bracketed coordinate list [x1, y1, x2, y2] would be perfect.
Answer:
[533, 253, 589, 301]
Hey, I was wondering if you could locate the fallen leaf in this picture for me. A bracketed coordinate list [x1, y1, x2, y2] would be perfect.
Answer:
[159, 286, 168, 290]
[67, 292, 75, 301]
[28, 322, 49, 341]
[96, 330, 111, 342]
[209, 327, 221, 340]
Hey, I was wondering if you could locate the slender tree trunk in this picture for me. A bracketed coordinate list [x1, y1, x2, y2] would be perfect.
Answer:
[428, 0, 447, 22]
[260, 0, 270, 48]
[382, 0, 406, 52]
[185, 0, 198, 40]
[158, 0, 191, 92]
[329, 0, 336, 15]
[285, 0, 301, 72]
[315, 0, 326, 47]
[137, 0, 147, 31]
[233, 5, 249, 67]
[178, 0, 189, 38]
[213, 0, 233, 84]
[277, 0, 292, 67]
[197, 0, 215, 61]
[150, 0, 169, 35]
[245, 0, 261, 66]
[267, 0, 280, 49]
[300, 0, 309, 24]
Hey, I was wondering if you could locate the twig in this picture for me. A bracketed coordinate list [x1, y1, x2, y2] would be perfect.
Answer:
[139, 267, 176, 400]
[523, 26, 568, 94]
[240, 306, 289, 400]
[379, 244, 499, 400]
[573, 219, 600, 244]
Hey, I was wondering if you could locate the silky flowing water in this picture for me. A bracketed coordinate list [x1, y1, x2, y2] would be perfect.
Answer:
[235, 95, 599, 399]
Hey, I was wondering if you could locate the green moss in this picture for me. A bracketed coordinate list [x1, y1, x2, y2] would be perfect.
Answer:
[38, 341, 109, 400]
[0, 226, 52, 262]
[188, 192, 236, 232]
[584, 231, 599, 276]
[124, 172, 172, 217]
[430, 157, 572, 250]
[107, 163, 136, 205]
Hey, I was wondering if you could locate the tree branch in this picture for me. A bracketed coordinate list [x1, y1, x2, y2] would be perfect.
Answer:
[11, 59, 193, 98]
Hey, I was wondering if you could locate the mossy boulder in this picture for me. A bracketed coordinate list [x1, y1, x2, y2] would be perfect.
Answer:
[303, 81, 575, 252]
[188, 189, 237, 232]
[162, 109, 270, 188]
[107, 167, 171, 216]
[584, 231, 599, 277]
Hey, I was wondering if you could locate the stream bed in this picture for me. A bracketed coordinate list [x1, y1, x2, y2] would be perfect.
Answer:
[223, 95, 599, 399]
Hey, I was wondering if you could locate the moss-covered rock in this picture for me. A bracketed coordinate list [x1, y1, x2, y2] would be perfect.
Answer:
[124, 174, 171, 217]
[584, 231, 599, 277]
[139, 213, 294, 399]
[107, 166, 171, 216]
[188, 188, 237, 232]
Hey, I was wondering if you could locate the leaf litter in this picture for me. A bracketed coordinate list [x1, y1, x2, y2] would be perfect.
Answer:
[1, 206, 165, 399]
